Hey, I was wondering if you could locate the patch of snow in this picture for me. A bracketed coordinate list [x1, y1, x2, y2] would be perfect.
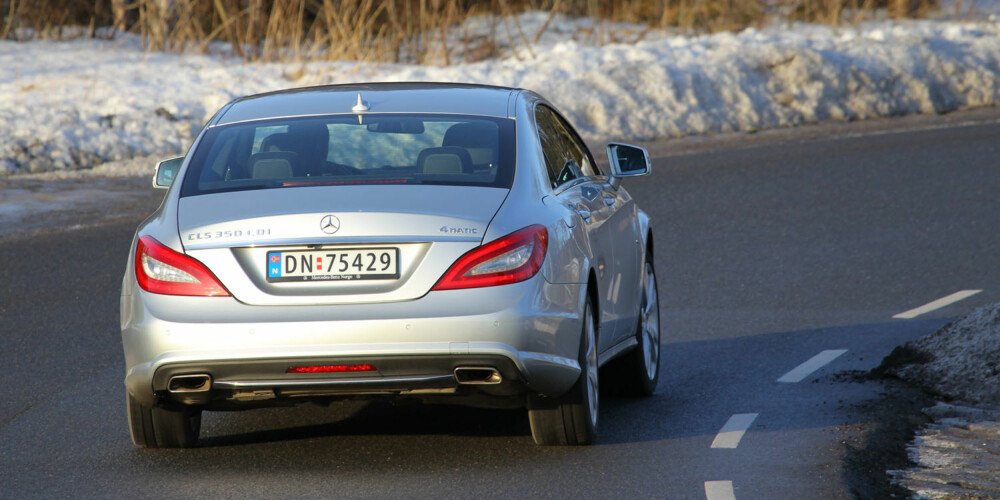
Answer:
[890, 403, 1000, 498]
[883, 306, 1000, 499]
[891, 303, 1000, 405]
[2, 14, 1000, 176]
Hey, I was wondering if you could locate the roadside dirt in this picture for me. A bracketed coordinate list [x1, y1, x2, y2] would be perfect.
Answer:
[840, 372, 935, 499]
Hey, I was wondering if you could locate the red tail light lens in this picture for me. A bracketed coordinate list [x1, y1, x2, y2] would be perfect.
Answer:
[433, 225, 548, 291]
[135, 236, 231, 297]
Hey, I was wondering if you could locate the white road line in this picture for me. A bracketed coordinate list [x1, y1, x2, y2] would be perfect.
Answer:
[704, 481, 736, 500]
[711, 413, 759, 449]
[777, 349, 848, 383]
[893, 290, 983, 319]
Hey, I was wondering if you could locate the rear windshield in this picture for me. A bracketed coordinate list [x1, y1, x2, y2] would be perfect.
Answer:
[180, 114, 515, 197]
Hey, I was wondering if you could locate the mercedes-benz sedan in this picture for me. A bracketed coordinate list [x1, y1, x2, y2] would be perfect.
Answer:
[122, 82, 660, 448]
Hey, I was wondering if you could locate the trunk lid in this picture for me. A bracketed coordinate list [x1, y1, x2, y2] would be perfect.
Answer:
[178, 185, 508, 305]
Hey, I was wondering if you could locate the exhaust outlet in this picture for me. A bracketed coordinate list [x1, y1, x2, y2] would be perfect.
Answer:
[454, 367, 502, 385]
[168, 374, 212, 393]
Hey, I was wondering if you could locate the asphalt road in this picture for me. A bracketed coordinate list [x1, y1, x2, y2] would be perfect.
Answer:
[2, 112, 999, 498]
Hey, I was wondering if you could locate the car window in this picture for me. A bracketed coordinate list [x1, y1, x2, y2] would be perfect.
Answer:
[550, 111, 601, 178]
[535, 106, 572, 187]
[535, 105, 600, 189]
[181, 114, 515, 197]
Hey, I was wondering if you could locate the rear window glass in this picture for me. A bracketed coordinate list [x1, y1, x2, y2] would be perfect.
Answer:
[180, 114, 515, 197]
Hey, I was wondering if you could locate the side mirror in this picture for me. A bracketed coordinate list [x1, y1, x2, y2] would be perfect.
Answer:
[153, 157, 183, 189]
[606, 143, 651, 189]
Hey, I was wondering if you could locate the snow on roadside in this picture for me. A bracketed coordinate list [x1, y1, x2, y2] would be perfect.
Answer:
[3, 14, 1000, 175]
[891, 403, 1000, 498]
[880, 303, 1000, 498]
[887, 302, 1000, 405]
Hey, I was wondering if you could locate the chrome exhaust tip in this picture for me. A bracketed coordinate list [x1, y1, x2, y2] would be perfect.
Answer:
[453, 367, 502, 385]
[168, 374, 212, 393]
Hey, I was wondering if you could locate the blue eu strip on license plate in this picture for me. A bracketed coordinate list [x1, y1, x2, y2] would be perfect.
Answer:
[268, 252, 283, 279]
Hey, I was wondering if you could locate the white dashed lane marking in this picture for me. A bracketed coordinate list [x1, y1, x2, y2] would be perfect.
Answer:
[704, 481, 736, 500]
[711, 413, 759, 449]
[777, 349, 848, 383]
[893, 290, 982, 319]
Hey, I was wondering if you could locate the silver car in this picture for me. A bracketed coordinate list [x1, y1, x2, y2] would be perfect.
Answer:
[122, 82, 660, 448]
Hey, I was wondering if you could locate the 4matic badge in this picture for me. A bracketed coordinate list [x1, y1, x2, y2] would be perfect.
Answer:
[440, 225, 478, 235]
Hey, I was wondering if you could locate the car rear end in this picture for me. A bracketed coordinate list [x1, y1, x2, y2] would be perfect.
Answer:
[121, 91, 585, 420]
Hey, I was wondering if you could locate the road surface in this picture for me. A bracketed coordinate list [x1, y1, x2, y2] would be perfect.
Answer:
[2, 110, 998, 498]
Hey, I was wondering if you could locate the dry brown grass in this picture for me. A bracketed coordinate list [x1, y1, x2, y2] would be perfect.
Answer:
[1, 0, 938, 63]
[782, 0, 936, 25]
[3, 0, 116, 40]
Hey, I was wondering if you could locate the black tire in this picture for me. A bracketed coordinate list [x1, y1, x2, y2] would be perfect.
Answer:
[528, 297, 599, 446]
[621, 254, 661, 396]
[127, 392, 201, 448]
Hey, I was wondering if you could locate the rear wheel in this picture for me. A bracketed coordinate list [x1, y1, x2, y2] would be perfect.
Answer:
[611, 253, 660, 396]
[528, 297, 598, 445]
[127, 392, 201, 448]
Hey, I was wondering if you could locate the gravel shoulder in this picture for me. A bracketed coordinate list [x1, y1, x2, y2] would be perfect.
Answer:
[0, 174, 163, 241]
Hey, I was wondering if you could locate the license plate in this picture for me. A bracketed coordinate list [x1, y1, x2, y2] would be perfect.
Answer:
[266, 248, 399, 282]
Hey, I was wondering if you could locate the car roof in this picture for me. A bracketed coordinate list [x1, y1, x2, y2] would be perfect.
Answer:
[214, 82, 521, 126]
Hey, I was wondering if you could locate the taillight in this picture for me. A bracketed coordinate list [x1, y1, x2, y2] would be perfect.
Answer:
[433, 225, 548, 291]
[135, 236, 230, 297]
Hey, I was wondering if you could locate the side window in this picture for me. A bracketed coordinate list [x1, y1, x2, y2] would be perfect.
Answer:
[535, 106, 574, 187]
[550, 112, 601, 178]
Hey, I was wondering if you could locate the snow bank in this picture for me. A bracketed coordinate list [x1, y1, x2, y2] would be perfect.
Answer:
[878, 304, 1000, 498]
[883, 302, 1000, 405]
[3, 14, 1000, 175]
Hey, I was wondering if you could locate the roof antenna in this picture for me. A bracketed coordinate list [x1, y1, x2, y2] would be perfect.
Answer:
[352, 93, 369, 124]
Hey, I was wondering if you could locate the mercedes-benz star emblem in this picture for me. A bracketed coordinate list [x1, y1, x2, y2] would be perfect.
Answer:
[320, 214, 341, 234]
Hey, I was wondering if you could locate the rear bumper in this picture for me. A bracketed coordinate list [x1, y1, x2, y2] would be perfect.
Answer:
[122, 277, 586, 407]
[143, 353, 530, 409]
